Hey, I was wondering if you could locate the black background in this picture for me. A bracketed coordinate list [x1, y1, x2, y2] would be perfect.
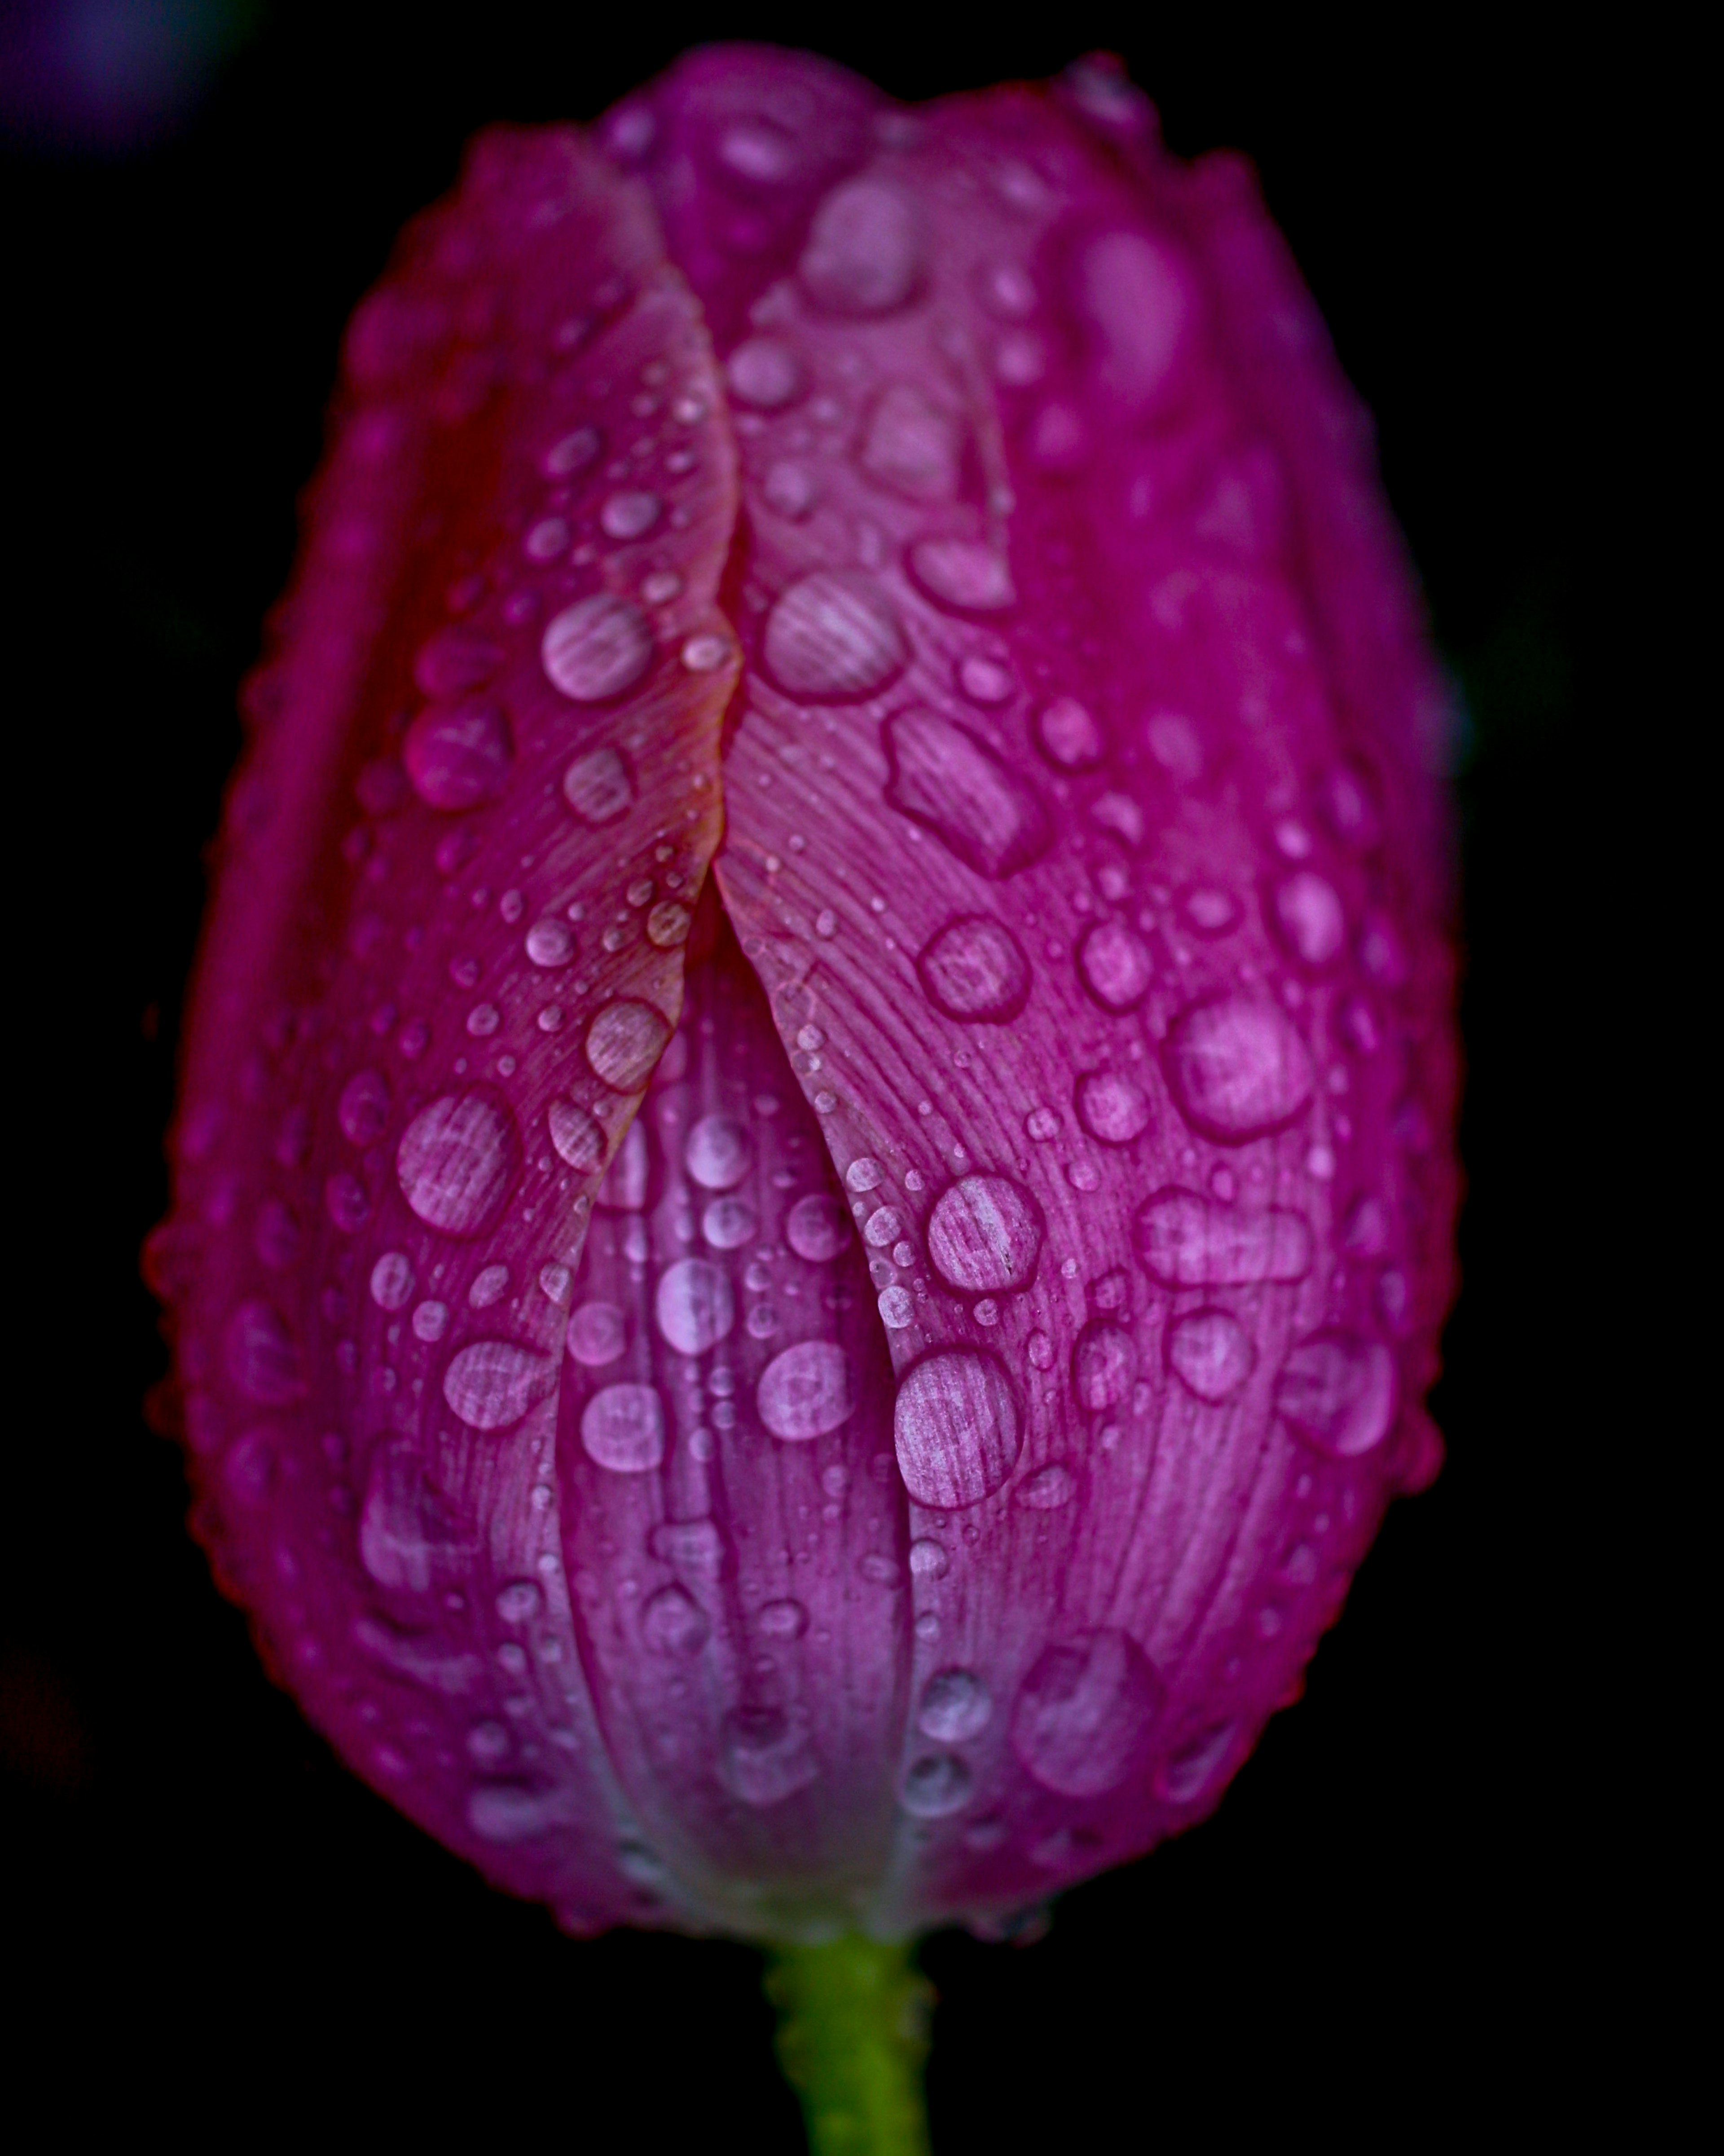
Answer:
[3, 4, 1620, 2141]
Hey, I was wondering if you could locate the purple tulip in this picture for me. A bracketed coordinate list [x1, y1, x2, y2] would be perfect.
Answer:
[146, 46, 1458, 2148]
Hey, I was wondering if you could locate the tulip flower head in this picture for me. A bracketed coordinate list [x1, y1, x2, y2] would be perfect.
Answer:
[146, 45, 1458, 2150]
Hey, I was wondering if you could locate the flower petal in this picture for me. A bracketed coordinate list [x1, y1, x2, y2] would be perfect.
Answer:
[625, 54, 1456, 1927]
[150, 127, 741, 1927]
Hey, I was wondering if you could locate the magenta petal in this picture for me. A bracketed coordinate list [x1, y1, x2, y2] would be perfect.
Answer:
[626, 55, 1457, 1920]
[150, 127, 742, 1929]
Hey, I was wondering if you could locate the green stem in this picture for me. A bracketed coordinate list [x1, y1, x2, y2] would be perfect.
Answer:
[765, 1935, 933, 2156]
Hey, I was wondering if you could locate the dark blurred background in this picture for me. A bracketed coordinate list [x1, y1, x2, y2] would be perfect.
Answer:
[2, 1, 1632, 2140]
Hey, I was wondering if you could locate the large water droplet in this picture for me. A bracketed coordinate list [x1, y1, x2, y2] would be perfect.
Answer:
[1272, 871, 1346, 968]
[861, 384, 961, 501]
[547, 1099, 606, 1174]
[586, 1000, 670, 1091]
[404, 702, 512, 811]
[916, 914, 1031, 1023]
[1274, 1334, 1397, 1457]
[908, 538, 1014, 614]
[581, 1382, 666, 1471]
[443, 1340, 557, 1431]
[655, 1258, 735, 1356]
[1072, 1323, 1136, 1411]
[894, 1351, 1021, 1509]
[917, 1667, 991, 1742]
[926, 1174, 1042, 1294]
[562, 745, 634, 824]
[1076, 921, 1153, 1013]
[338, 1068, 391, 1145]
[224, 1301, 304, 1405]
[799, 179, 922, 316]
[396, 1091, 516, 1235]
[567, 1301, 626, 1367]
[1134, 1190, 1313, 1286]
[703, 1195, 756, 1249]
[684, 1114, 751, 1190]
[721, 1706, 818, 1806]
[1166, 1309, 1254, 1402]
[884, 709, 1050, 879]
[762, 572, 906, 700]
[901, 1755, 972, 1817]
[542, 594, 654, 701]
[359, 1444, 453, 1592]
[1010, 1630, 1165, 1796]
[786, 1192, 851, 1262]
[727, 336, 804, 410]
[757, 1340, 855, 1440]
[1163, 995, 1314, 1142]
[526, 917, 576, 968]
[1075, 1070, 1152, 1145]
[1156, 1722, 1236, 1804]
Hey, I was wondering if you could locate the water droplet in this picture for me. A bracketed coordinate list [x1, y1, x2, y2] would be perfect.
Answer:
[926, 1174, 1042, 1294]
[885, 710, 1050, 879]
[957, 654, 1014, 705]
[396, 1091, 516, 1235]
[1134, 1190, 1313, 1286]
[562, 745, 634, 825]
[720, 1705, 817, 1806]
[1024, 1108, 1060, 1142]
[757, 1597, 809, 1640]
[567, 1301, 627, 1368]
[542, 594, 654, 701]
[224, 1301, 304, 1405]
[877, 1286, 914, 1328]
[655, 1258, 735, 1356]
[799, 179, 922, 316]
[1080, 231, 1188, 411]
[1182, 886, 1239, 935]
[495, 1579, 542, 1624]
[542, 424, 600, 478]
[702, 1195, 756, 1249]
[358, 1445, 449, 1591]
[599, 489, 661, 541]
[907, 538, 1014, 613]
[1167, 1309, 1254, 1402]
[908, 1538, 949, 1578]
[650, 1518, 726, 1575]
[1075, 1070, 1152, 1145]
[338, 1068, 391, 1146]
[1273, 871, 1346, 968]
[641, 1584, 709, 1654]
[545, 1099, 604, 1176]
[718, 115, 798, 182]
[1076, 920, 1153, 1013]
[763, 459, 817, 519]
[864, 1207, 903, 1248]
[370, 1252, 415, 1310]
[1072, 1323, 1136, 1411]
[894, 1351, 1021, 1509]
[525, 515, 570, 561]
[1156, 1723, 1236, 1804]
[1147, 712, 1204, 781]
[1016, 1462, 1075, 1509]
[443, 1340, 557, 1430]
[647, 900, 692, 948]
[786, 1191, 850, 1261]
[762, 571, 906, 700]
[757, 1340, 855, 1439]
[526, 918, 576, 967]
[1034, 697, 1104, 769]
[916, 914, 1031, 1023]
[1010, 1630, 1165, 1796]
[685, 1114, 751, 1190]
[1025, 1330, 1055, 1371]
[727, 337, 804, 409]
[1163, 995, 1315, 1141]
[861, 384, 961, 501]
[412, 1300, 449, 1342]
[918, 1668, 991, 1742]
[581, 1383, 666, 1472]
[413, 625, 504, 699]
[404, 701, 512, 810]
[469, 1264, 509, 1309]
[587, 1000, 669, 1091]
[467, 1786, 563, 1844]
[1320, 762, 1382, 850]
[902, 1754, 972, 1817]
[1275, 1334, 1397, 1457]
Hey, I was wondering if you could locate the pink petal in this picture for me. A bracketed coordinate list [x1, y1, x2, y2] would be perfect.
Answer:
[617, 52, 1456, 1923]
[150, 126, 742, 1927]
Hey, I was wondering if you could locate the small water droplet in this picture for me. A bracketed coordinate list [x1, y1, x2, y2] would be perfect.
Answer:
[1076, 921, 1153, 1012]
[918, 1668, 991, 1742]
[369, 1252, 415, 1310]
[543, 424, 601, 478]
[655, 1259, 735, 1357]
[757, 1597, 809, 1640]
[1075, 1070, 1152, 1145]
[1016, 1462, 1075, 1509]
[562, 745, 634, 824]
[1167, 1309, 1254, 1401]
[901, 1754, 972, 1817]
[702, 1195, 756, 1250]
[1072, 1323, 1136, 1411]
[642, 1584, 708, 1653]
[1273, 871, 1346, 968]
[727, 337, 805, 409]
[599, 489, 661, 541]
[685, 1114, 752, 1190]
[469, 1264, 509, 1308]
[404, 702, 512, 810]
[878, 1285, 915, 1329]
[526, 918, 576, 967]
[411, 1300, 449, 1342]
[917, 914, 1031, 1023]
[567, 1301, 626, 1367]
[581, 1383, 666, 1472]
[908, 538, 1014, 613]
[799, 178, 923, 316]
